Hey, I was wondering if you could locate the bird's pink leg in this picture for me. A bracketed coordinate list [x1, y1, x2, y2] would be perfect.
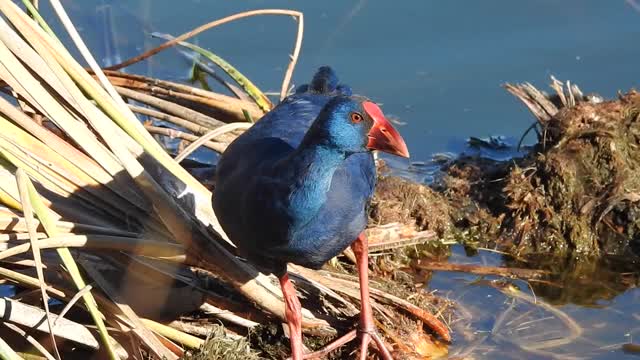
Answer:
[301, 233, 393, 359]
[352, 232, 393, 360]
[280, 273, 303, 360]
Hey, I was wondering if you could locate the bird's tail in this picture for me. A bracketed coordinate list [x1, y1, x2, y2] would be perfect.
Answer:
[296, 66, 352, 95]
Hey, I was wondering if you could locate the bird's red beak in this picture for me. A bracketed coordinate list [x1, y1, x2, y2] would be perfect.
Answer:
[363, 101, 410, 158]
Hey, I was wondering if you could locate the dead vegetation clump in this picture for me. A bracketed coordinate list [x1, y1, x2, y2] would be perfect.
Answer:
[438, 82, 640, 259]
[370, 170, 452, 237]
[499, 87, 640, 257]
[364, 80, 640, 262]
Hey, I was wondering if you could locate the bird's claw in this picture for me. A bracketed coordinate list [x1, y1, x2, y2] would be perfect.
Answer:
[294, 324, 393, 360]
[357, 326, 393, 360]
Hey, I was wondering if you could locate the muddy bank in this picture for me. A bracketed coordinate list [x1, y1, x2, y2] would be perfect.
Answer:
[371, 83, 640, 262]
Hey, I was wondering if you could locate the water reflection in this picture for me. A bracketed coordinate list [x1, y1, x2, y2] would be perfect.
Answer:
[427, 245, 640, 359]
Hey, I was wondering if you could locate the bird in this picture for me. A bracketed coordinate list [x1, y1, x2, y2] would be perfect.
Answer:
[213, 66, 409, 360]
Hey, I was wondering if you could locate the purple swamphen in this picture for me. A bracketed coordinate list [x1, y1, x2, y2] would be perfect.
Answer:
[213, 67, 409, 359]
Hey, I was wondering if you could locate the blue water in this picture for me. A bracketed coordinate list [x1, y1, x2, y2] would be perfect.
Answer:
[33, 1, 640, 358]
[56, 0, 640, 162]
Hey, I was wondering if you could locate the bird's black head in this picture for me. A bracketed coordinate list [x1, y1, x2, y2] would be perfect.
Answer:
[307, 95, 409, 158]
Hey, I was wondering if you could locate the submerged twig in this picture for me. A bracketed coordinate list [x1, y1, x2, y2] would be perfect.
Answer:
[490, 280, 583, 350]
[413, 260, 550, 281]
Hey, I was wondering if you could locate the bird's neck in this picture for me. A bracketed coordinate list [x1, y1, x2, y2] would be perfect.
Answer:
[279, 141, 346, 227]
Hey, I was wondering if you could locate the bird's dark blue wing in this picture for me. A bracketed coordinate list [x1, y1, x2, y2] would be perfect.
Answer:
[213, 67, 374, 273]
[236, 67, 353, 149]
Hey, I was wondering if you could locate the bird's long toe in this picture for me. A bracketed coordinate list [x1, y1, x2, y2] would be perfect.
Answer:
[295, 326, 394, 360]
[356, 325, 393, 360]
[369, 330, 393, 360]
[298, 329, 357, 359]
[357, 330, 372, 360]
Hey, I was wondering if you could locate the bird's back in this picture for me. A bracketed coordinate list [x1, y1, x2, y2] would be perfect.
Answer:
[231, 66, 353, 149]
[213, 67, 376, 274]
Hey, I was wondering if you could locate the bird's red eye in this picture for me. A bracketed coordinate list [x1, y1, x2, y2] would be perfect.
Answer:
[350, 112, 363, 123]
